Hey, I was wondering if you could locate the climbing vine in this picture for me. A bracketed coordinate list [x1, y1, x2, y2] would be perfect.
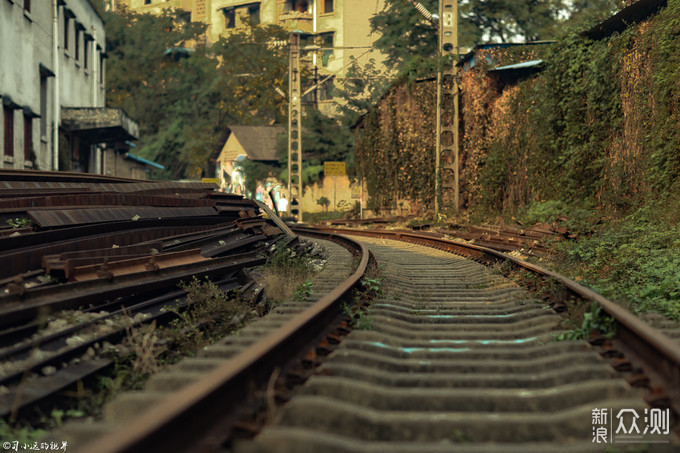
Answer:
[357, 0, 680, 218]
[356, 80, 436, 213]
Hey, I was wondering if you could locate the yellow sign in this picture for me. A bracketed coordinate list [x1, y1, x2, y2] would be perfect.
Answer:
[201, 178, 219, 185]
[351, 185, 361, 199]
[324, 161, 346, 177]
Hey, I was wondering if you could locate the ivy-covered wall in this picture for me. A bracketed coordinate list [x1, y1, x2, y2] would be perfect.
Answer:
[355, 80, 437, 213]
[357, 0, 680, 218]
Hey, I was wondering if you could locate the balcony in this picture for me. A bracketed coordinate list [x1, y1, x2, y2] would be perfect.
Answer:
[277, 11, 313, 33]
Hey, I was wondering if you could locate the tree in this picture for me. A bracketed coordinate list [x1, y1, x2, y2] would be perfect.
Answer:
[317, 196, 330, 212]
[102, 8, 290, 179]
[369, 0, 440, 69]
[460, 0, 563, 44]
[274, 109, 356, 186]
[370, 0, 624, 73]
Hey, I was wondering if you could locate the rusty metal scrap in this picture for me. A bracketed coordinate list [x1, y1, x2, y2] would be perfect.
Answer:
[0, 193, 216, 210]
[28, 206, 219, 228]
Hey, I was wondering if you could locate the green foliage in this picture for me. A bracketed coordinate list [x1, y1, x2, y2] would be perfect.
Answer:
[361, 277, 384, 298]
[169, 277, 250, 349]
[260, 242, 317, 305]
[237, 159, 281, 196]
[293, 279, 314, 301]
[556, 302, 617, 341]
[520, 200, 599, 236]
[355, 307, 374, 330]
[560, 202, 680, 321]
[458, 1, 680, 218]
[317, 196, 330, 212]
[371, 0, 567, 71]
[355, 80, 437, 212]
[369, 0, 600, 76]
[6, 217, 30, 229]
[342, 302, 373, 330]
[459, 0, 564, 43]
[369, 0, 438, 69]
[335, 56, 390, 121]
[301, 210, 346, 223]
[0, 419, 46, 447]
[276, 109, 355, 186]
[103, 8, 288, 179]
[50, 409, 85, 427]
[264, 242, 315, 275]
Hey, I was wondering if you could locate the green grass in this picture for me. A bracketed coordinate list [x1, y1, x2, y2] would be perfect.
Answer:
[547, 201, 680, 322]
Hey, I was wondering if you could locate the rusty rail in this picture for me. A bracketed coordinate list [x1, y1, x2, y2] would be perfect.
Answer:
[82, 231, 369, 453]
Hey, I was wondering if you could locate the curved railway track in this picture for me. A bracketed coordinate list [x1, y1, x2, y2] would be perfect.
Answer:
[53, 226, 678, 452]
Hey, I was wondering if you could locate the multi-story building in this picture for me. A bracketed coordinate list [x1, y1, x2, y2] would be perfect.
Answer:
[111, 0, 192, 16]
[117, 0, 387, 114]
[1, 0, 146, 176]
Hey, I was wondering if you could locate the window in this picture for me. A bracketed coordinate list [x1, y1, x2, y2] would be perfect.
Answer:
[23, 113, 32, 161]
[144, 0, 151, 4]
[223, 4, 260, 29]
[283, 0, 309, 13]
[99, 53, 105, 84]
[63, 14, 70, 51]
[223, 8, 235, 29]
[24, 0, 30, 13]
[84, 35, 90, 69]
[248, 4, 260, 25]
[322, 0, 333, 13]
[40, 76, 48, 137]
[75, 26, 81, 62]
[3, 106, 14, 158]
[320, 32, 334, 67]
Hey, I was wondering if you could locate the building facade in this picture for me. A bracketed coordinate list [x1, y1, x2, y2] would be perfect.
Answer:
[118, 0, 387, 114]
[1, 0, 144, 176]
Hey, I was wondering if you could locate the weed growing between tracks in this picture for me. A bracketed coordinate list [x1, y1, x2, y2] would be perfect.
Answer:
[344, 261, 384, 331]
[260, 242, 318, 310]
[491, 259, 618, 340]
[163, 277, 252, 360]
[1, 244, 323, 440]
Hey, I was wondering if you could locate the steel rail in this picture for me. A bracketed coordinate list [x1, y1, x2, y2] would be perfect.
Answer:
[302, 226, 680, 417]
[0, 168, 145, 183]
[0, 218, 237, 279]
[82, 232, 369, 453]
[0, 252, 265, 329]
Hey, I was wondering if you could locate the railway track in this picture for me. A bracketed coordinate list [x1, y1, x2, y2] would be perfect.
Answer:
[237, 236, 676, 452]
[0, 172, 677, 451]
[46, 227, 677, 452]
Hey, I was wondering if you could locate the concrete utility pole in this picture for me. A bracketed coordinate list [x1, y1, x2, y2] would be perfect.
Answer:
[435, 0, 459, 215]
[288, 32, 303, 222]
